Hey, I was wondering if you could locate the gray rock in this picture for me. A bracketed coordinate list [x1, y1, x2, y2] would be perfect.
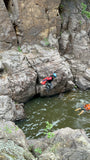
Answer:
[76, 76, 90, 90]
[0, 46, 74, 101]
[0, 96, 24, 121]
[0, 120, 34, 160]
[0, 0, 17, 50]
[59, 0, 90, 90]
[0, 49, 37, 102]
[28, 127, 90, 160]
[25, 44, 74, 96]
[84, 69, 90, 81]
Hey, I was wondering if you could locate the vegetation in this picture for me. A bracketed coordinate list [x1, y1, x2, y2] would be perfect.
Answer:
[59, 4, 64, 14]
[74, 85, 77, 89]
[43, 121, 55, 138]
[35, 148, 42, 154]
[79, 20, 82, 25]
[44, 38, 50, 47]
[15, 126, 19, 131]
[18, 46, 22, 52]
[81, 3, 90, 18]
[2, 125, 19, 134]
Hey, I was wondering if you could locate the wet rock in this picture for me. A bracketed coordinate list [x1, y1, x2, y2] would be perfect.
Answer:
[75, 68, 90, 90]
[76, 76, 90, 90]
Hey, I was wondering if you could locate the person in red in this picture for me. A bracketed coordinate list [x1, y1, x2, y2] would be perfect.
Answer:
[75, 104, 90, 115]
[40, 73, 57, 90]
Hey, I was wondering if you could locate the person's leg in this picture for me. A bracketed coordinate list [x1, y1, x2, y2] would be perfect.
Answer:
[75, 107, 83, 111]
[48, 82, 52, 89]
[50, 83, 53, 89]
[78, 110, 85, 115]
[75, 108, 82, 111]
[46, 82, 50, 90]
[46, 82, 51, 91]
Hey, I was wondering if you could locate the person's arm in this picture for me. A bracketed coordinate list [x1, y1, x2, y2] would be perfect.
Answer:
[40, 77, 48, 85]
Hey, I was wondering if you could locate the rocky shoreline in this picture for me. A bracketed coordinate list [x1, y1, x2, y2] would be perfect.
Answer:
[0, 120, 90, 160]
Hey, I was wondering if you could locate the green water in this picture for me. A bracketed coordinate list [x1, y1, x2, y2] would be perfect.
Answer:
[16, 90, 90, 139]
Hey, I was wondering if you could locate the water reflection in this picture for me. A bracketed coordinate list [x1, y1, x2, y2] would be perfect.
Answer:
[16, 90, 90, 139]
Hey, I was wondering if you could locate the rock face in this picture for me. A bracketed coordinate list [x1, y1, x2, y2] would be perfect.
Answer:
[28, 127, 90, 160]
[59, 0, 90, 90]
[0, 1, 90, 160]
[0, 0, 17, 50]
[0, 120, 34, 160]
[0, 46, 74, 102]
[0, 0, 90, 90]
[25, 44, 74, 97]
[0, 0, 61, 48]
[18, 0, 61, 44]
[0, 49, 37, 102]
[0, 96, 24, 121]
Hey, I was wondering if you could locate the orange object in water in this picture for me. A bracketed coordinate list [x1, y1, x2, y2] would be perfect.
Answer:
[84, 104, 90, 111]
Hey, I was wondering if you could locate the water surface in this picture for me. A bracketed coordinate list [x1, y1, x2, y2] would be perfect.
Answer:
[16, 90, 90, 139]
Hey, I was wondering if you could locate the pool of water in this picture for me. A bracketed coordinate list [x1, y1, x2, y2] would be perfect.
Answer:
[16, 90, 90, 139]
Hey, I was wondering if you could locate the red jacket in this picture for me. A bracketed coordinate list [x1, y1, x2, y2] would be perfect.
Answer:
[40, 76, 53, 85]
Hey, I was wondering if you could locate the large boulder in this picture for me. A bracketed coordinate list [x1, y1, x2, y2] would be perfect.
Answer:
[0, 120, 34, 160]
[0, 95, 24, 121]
[28, 127, 90, 160]
[23, 44, 74, 97]
[0, 49, 37, 102]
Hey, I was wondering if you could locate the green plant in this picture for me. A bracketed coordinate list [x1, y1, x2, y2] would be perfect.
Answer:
[18, 46, 22, 52]
[44, 38, 50, 46]
[35, 148, 42, 154]
[59, 4, 64, 14]
[44, 121, 55, 138]
[79, 20, 82, 25]
[81, 3, 90, 18]
[60, 31, 62, 36]
[74, 85, 77, 89]
[60, 4, 64, 10]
